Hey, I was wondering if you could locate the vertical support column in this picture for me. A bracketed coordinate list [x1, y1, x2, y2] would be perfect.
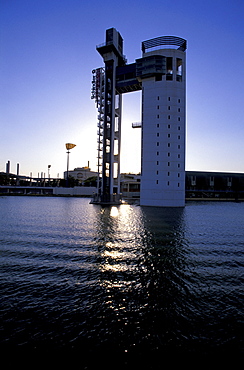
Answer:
[92, 67, 105, 200]
[92, 28, 125, 204]
[102, 58, 114, 200]
[115, 93, 122, 196]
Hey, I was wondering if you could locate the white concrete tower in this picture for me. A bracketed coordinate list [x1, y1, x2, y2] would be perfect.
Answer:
[139, 36, 187, 207]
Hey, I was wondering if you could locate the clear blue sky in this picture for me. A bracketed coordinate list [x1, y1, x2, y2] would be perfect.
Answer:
[1, 0, 244, 178]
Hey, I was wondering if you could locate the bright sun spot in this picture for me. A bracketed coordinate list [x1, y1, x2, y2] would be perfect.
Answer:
[110, 206, 119, 217]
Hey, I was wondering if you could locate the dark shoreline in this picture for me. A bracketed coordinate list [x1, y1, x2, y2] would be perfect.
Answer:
[1, 192, 244, 203]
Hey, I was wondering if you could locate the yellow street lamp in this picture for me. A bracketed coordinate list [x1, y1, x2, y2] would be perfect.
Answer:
[65, 143, 76, 187]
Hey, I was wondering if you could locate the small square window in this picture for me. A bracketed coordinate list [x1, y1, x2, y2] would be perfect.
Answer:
[168, 115, 170, 119]
[168, 143, 170, 147]
[168, 162, 170, 166]
[178, 117, 181, 121]
[168, 124, 171, 129]
[178, 108, 181, 112]
[157, 133, 159, 137]
[157, 123, 160, 127]
[156, 180, 159, 184]
[178, 126, 181, 130]
[157, 151, 159, 156]
[157, 114, 160, 119]
[157, 142, 159, 146]
[168, 106, 170, 110]
[178, 99, 181, 103]
[168, 134, 170, 138]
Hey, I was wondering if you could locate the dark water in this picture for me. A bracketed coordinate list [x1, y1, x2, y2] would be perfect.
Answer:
[0, 197, 243, 366]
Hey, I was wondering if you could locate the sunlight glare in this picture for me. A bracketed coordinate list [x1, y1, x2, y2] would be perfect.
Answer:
[110, 206, 119, 217]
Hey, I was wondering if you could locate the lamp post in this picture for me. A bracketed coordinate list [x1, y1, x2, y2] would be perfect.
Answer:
[65, 143, 76, 187]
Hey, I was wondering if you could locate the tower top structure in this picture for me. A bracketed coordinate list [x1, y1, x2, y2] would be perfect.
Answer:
[96, 28, 125, 64]
[142, 36, 187, 53]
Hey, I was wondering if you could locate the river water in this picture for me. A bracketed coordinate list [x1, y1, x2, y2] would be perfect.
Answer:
[0, 196, 243, 366]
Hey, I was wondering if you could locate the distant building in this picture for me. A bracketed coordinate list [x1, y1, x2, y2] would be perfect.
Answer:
[64, 167, 97, 183]
[185, 171, 244, 200]
[1, 170, 244, 200]
[120, 171, 244, 201]
[121, 173, 140, 199]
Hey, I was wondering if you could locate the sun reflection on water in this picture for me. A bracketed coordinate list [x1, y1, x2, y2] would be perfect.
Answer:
[100, 242, 137, 273]
[96, 204, 148, 277]
[110, 206, 119, 217]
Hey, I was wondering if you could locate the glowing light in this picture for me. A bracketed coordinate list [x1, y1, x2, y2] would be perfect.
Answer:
[110, 206, 119, 217]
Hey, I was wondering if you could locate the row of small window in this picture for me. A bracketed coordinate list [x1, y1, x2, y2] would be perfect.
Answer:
[156, 161, 181, 167]
[156, 134, 181, 143]
[157, 123, 181, 131]
[157, 106, 181, 112]
[156, 171, 181, 177]
[156, 152, 181, 158]
[157, 115, 181, 121]
[157, 97, 181, 103]
[157, 131, 181, 135]
[156, 139, 181, 146]
[156, 145, 181, 151]
[156, 180, 181, 186]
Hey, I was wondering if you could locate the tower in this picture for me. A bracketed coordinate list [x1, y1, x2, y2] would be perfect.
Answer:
[91, 30, 187, 207]
[139, 36, 187, 207]
[91, 28, 125, 204]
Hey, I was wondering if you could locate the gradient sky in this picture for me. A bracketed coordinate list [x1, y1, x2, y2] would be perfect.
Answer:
[1, 0, 244, 178]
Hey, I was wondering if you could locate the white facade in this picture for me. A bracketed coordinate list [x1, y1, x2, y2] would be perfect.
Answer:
[140, 46, 186, 207]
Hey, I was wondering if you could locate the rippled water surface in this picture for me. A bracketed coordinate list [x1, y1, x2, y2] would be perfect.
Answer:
[0, 196, 243, 365]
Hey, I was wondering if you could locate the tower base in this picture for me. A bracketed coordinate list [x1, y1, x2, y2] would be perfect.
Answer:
[90, 193, 122, 205]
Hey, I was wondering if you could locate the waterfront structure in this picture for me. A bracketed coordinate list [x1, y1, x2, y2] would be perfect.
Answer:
[185, 171, 244, 200]
[1, 170, 244, 201]
[91, 28, 125, 204]
[120, 171, 244, 202]
[92, 28, 186, 206]
[139, 37, 187, 207]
